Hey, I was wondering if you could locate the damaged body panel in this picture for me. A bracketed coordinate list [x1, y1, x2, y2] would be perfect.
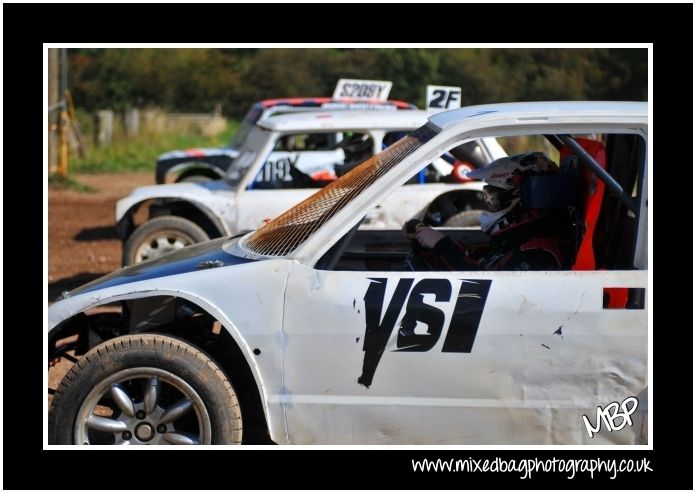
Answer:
[49, 239, 291, 444]
[49, 101, 648, 445]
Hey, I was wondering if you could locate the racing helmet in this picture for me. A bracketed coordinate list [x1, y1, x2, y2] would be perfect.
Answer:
[467, 152, 559, 234]
[467, 151, 556, 190]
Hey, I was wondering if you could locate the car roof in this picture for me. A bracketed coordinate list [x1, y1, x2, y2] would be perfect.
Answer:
[429, 101, 648, 130]
[257, 97, 416, 109]
[256, 109, 430, 132]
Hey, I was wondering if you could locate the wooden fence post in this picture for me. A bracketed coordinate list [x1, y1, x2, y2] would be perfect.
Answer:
[48, 48, 60, 174]
[124, 108, 140, 137]
[95, 110, 114, 147]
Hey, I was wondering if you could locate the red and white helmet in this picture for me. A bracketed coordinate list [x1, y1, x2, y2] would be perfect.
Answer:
[468, 152, 558, 235]
[466, 152, 557, 190]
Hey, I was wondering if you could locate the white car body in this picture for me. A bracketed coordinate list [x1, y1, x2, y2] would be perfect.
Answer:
[50, 101, 648, 445]
[116, 110, 506, 239]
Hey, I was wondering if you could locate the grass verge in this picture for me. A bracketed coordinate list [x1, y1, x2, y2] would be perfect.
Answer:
[70, 121, 238, 173]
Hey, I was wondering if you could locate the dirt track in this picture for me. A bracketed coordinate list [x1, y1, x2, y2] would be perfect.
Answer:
[48, 172, 154, 394]
[48, 172, 152, 301]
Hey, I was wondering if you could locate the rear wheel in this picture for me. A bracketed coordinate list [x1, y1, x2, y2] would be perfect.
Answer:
[123, 215, 209, 265]
[443, 209, 482, 227]
[48, 334, 242, 445]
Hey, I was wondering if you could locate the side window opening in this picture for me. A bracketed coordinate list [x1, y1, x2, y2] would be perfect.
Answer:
[272, 133, 339, 152]
[317, 132, 645, 274]
[250, 132, 373, 190]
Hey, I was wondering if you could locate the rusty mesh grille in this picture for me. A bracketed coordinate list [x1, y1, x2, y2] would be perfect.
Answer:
[244, 124, 436, 257]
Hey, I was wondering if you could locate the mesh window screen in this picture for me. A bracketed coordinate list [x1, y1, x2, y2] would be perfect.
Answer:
[244, 125, 436, 257]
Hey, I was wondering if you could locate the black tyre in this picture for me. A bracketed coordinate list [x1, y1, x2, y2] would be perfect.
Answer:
[443, 209, 483, 227]
[177, 174, 214, 184]
[123, 215, 209, 265]
[49, 334, 242, 445]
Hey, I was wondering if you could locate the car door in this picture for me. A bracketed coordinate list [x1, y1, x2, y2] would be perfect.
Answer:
[281, 262, 647, 445]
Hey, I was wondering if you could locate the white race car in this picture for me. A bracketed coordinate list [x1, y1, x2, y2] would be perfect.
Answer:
[48, 101, 648, 445]
[116, 110, 506, 265]
[154, 96, 417, 184]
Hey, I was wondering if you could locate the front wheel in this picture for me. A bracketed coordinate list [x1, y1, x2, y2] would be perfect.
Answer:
[123, 215, 209, 265]
[48, 334, 242, 445]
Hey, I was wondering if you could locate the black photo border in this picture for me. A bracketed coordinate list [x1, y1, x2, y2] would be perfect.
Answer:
[6, 1, 690, 490]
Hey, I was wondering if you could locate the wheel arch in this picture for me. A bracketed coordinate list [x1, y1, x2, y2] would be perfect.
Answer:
[175, 166, 224, 182]
[49, 290, 274, 444]
[156, 159, 228, 184]
[116, 198, 230, 241]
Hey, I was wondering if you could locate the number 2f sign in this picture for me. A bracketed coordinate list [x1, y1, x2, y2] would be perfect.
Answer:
[333, 79, 393, 101]
[427, 85, 461, 112]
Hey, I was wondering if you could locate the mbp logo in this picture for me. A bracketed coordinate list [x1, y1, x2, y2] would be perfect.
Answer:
[358, 278, 491, 387]
[582, 396, 639, 438]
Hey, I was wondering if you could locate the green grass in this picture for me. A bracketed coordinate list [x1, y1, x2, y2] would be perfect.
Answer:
[48, 173, 97, 192]
[70, 121, 239, 173]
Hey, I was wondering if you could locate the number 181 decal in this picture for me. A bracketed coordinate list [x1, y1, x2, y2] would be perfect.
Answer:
[358, 277, 491, 387]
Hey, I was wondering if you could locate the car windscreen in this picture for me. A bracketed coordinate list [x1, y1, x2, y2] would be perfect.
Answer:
[243, 124, 438, 257]
[228, 106, 263, 149]
[224, 126, 270, 185]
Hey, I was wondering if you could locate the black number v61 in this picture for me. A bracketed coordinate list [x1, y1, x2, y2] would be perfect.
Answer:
[358, 278, 492, 387]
